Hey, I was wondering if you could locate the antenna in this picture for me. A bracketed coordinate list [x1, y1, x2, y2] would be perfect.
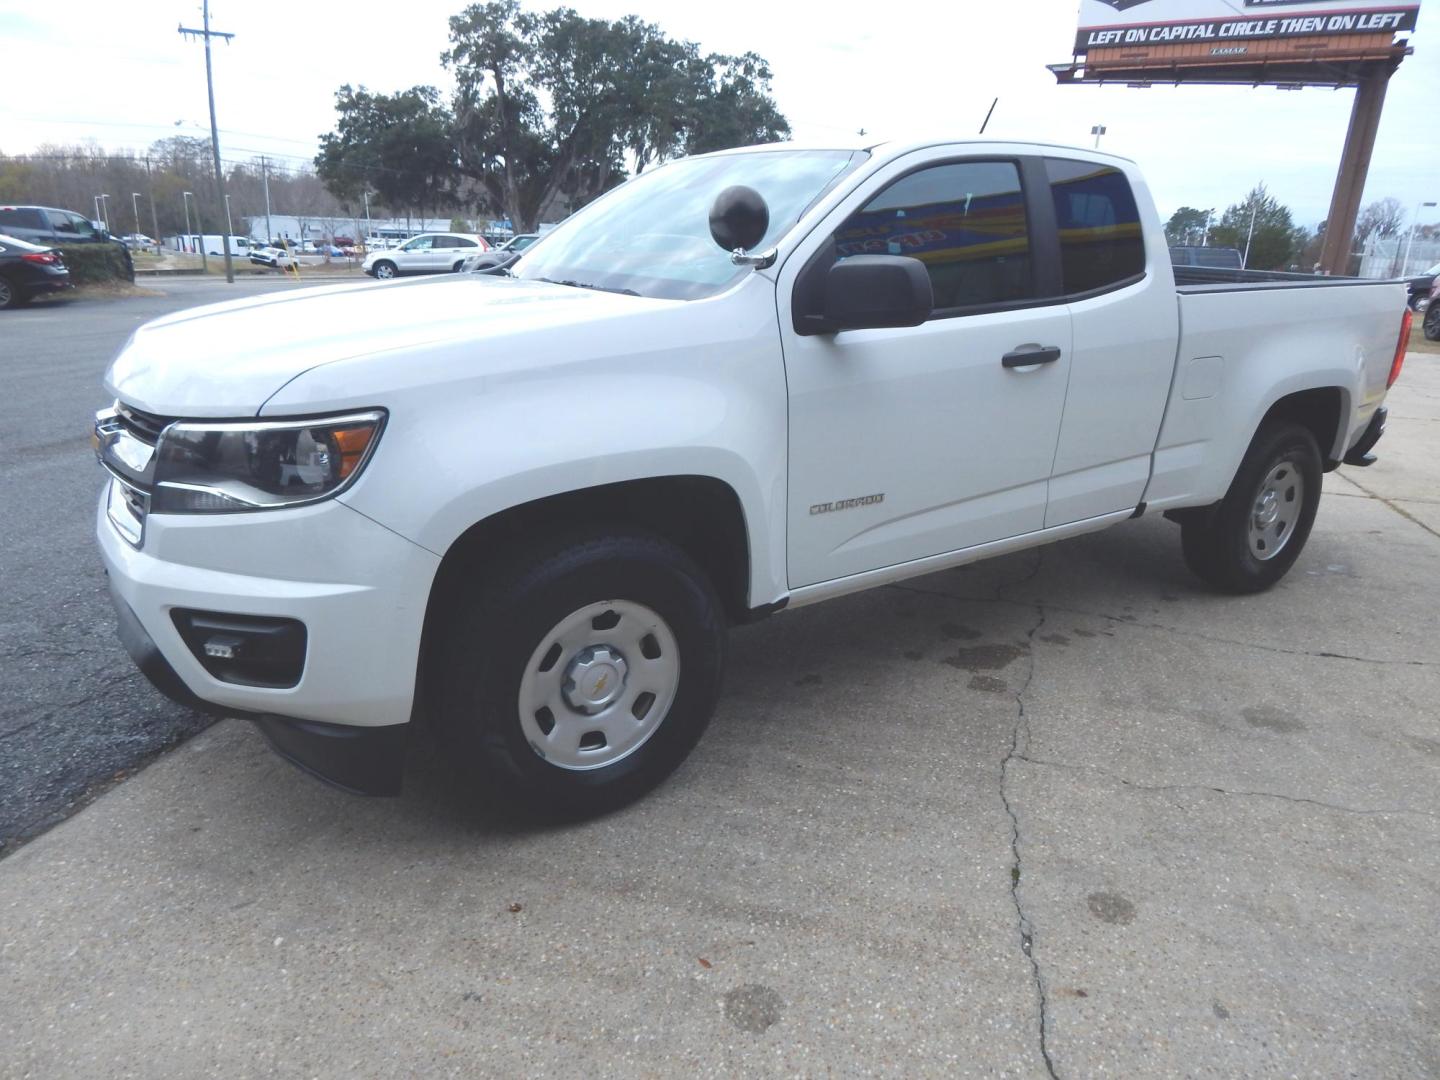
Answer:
[979, 98, 998, 135]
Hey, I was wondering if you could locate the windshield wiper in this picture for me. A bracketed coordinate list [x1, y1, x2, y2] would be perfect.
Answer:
[535, 277, 640, 297]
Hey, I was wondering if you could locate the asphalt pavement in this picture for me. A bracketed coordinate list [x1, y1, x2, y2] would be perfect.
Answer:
[1, 286, 1437, 1077]
[0, 279, 352, 852]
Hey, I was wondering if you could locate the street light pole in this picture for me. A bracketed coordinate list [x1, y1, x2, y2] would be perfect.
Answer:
[1402, 200, 1437, 276]
[94, 195, 104, 226]
[224, 194, 236, 256]
[132, 193, 143, 243]
[364, 190, 372, 243]
[101, 194, 112, 233]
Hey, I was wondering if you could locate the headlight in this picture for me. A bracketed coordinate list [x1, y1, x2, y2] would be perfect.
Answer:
[151, 410, 385, 514]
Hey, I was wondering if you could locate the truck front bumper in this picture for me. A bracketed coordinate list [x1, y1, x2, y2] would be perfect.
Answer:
[97, 481, 441, 795]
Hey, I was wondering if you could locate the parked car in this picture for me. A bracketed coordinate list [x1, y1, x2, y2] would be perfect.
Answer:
[0, 204, 132, 279]
[94, 138, 1408, 816]
[248, 246, 302, 270]
[1405, 261, 1440, 312]
[0, 233, 70, 309]
[461, 232, 540, 273]
[1424, 282, 1440, 340]
[120, 233, 156, 250]
[0, 204, 111, 246]
[363, 233, 490, 279]
[1169, 245, 1244, 270]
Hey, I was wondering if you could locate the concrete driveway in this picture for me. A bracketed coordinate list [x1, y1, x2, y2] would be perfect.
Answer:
[2, 360, 1437, 1078]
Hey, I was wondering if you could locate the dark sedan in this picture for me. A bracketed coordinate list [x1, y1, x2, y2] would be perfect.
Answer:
[0, 233, 70, 309]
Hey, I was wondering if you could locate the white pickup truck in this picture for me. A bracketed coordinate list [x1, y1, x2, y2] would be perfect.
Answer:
[94, 138, 1410, 815]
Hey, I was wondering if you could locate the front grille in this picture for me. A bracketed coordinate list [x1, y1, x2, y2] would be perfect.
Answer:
[116, 402, 172, 446]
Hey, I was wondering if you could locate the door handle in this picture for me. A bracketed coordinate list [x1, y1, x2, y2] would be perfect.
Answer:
[1002, 345, 1062, 369]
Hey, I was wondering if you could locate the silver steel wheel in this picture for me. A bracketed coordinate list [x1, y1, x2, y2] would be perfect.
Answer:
[517, 599, 681, 771]
[374, 262, 396, 280]
[1249, 460, 1305, 561]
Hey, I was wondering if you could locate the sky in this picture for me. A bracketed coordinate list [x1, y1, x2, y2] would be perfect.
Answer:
[2, 0, 1436, 230]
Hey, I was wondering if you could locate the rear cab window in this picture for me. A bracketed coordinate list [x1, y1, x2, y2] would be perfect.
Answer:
[1044, 159, 1145, 295]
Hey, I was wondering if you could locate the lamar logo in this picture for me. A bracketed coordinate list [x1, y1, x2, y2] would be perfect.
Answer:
[810, 493, 885, 515]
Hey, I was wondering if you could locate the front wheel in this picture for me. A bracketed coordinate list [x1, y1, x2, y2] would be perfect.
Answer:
[432, 530, 726, 818]
[373, 261, 397, 280]
[1424, 299, 1440, 342]
[1180, 421, 1322, 593]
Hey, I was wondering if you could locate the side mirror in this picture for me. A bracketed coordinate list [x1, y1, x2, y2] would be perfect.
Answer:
[820, 255, 933, 332]
[709, 185, 769, 256]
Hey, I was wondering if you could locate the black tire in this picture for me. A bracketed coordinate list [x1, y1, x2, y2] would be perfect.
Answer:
[373, 260, 398, 280]
[1180, 421, 1322, 594]
[0, 275, 25, 310]
[432, 529, 726, 818]
[452, 259, 465, 273]
[1424, 299, 1440, 342]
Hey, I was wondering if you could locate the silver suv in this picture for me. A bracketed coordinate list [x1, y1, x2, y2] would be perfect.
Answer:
[362, 233, 490, 279]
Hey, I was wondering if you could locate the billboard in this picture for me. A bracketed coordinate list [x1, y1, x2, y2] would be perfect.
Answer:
[1075, 0, 1419, 54]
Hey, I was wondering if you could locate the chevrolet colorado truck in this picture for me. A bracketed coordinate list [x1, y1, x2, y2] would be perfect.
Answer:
[94, 138, 1410, 815]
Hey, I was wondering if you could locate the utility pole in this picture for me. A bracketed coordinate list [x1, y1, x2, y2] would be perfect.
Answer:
[364, 190, 371, 243]
[180, 1, 236, 283]
[261, 155, 272, 245]
[132, 193, 143, 241]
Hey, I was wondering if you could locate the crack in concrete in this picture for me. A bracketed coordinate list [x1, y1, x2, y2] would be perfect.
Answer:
[1338, 472, 1440, 542]
[996, 551, 1061, 1080]
[1012, 754, 1440, 821]
[886, 582, 1436, 668]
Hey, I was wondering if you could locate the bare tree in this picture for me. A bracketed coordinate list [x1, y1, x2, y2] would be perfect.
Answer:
[1354, 197, 1406, 247]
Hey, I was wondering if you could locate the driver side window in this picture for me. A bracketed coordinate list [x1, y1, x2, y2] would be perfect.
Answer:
[833, 160, 1035, 312]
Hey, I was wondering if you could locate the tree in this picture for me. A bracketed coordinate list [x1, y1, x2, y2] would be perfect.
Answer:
[1208, 184, 1298, 271]
[315, 85, 457, 223]
[1353, 197, 1405, 247]
[442, 1, 789, 231]
[1164, 206, 1212, 247]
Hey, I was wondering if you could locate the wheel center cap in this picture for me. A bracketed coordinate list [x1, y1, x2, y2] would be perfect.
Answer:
[563, 646, 628, 713]
[1255, 490, 1280, 526]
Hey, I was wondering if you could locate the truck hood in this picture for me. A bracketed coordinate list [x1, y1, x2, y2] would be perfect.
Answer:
[105, 275, 672, 417]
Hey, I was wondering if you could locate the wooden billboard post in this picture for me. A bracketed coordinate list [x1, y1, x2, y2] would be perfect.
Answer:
[1052, 2, 1419, 275]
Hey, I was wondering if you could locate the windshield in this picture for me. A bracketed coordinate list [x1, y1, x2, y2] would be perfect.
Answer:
[513, 149, 866, 301]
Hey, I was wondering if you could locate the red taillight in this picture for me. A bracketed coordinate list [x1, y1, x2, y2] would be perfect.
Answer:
[21, 252, 58, 265]
[1389, 307, 1412, 389]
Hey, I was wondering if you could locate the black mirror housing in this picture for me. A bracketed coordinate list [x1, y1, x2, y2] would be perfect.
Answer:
[820, 255, 933, 332]
[709, 185, 769, 253]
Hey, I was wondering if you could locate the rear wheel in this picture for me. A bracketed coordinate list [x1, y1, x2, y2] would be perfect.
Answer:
[0, 276, 26, 310]
[1180, 421, 1322, 593]
[452, 259, 465, 272]
[373, 260, 397, 280]
[432, 529, 726, 818]
[1424, 299, 1440, 341]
